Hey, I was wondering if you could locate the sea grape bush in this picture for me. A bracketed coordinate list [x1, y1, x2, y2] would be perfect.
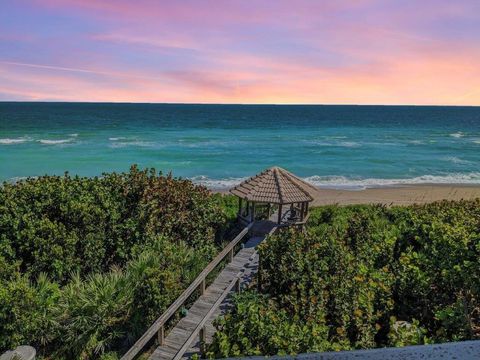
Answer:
[208, 200, 480, 357]
[0, 166, 225, 283]
[0, 166, 232, 359]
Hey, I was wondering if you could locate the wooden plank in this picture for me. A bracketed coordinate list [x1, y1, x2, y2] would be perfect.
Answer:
[121, 225, 251, 360]
[176, 319, 199, 332]
[151, 249, 261, 359]
[166, 337, 188, 348]
[151, 347, 177, 358]
[149, 231, 270, 360]
[172, 275, 242, 360]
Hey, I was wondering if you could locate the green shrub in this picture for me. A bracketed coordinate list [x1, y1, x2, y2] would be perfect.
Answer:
[207, 292, 337, 358]
[126, 236, 213, 339]
[387, 317, 429, 347]
[0, 166, 229, 358]
[209, 200, 480, 357]
[0, 273, 60, 352]
[55, 270, 134, 359]
[0, 166, 226, 283]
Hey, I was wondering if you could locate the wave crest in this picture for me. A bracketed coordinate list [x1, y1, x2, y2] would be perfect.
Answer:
[39, 139, 73, 145]
[304, 173, 480, 190]
[0, 137, 31, 145]
[441, 156, 471, 164]
[109, 141, 155, 148]
[190, 175, 248, 189]
[190, 173, 480, 190]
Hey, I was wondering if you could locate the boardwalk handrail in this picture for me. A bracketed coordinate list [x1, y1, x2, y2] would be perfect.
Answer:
[174, 226, 277, 359]
[121, 225, 252, 360]
[172, 272, 243, 360]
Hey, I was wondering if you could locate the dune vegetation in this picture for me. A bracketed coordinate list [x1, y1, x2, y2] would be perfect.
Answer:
[0, 166, 235, 359]
[1, 170, 479, 359]
[208, 200, 480, 357]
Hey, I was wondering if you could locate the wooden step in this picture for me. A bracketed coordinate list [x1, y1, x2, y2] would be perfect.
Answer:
[149, 243, 262, 360]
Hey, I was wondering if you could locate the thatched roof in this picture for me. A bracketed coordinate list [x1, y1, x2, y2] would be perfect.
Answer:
[230, 166, 317, 204]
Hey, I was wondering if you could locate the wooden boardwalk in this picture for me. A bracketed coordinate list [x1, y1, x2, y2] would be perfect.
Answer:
[149, 235, 265, 360]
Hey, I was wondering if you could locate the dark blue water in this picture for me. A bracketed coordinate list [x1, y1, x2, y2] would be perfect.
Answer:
[1, 102, 479, 189]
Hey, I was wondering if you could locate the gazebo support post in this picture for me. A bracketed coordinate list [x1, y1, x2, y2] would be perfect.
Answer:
[267, 203, 271, 219]
[238, 198, 243, 216]
[251, 202, 255, 222]
[278, 204, 282, 224]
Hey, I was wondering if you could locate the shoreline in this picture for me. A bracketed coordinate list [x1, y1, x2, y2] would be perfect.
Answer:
[213, 183, 480, 206]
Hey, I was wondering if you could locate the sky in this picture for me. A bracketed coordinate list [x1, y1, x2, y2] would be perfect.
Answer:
[1, 0, 480, 105]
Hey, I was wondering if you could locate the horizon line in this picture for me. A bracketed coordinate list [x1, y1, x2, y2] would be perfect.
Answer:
[1, 100, 479, 107]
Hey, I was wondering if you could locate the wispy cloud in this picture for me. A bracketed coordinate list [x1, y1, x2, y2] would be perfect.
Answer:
[92, 33, 200, 52]
[2, 0, 480, 104]
[1, 61, 114, 76]
[0, 61, 169, 81]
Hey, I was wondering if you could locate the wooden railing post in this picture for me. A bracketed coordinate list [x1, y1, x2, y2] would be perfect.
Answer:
[199, 279, 205, 295]
[199, 326, 206, 354]
[121, 225, 252, 360]
[158, 326, 165, 346]
[235, 277, 241, 293]
[257, 256, 262, 291]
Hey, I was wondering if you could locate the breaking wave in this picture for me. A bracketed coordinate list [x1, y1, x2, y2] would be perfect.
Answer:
[304, 173, 480, 190]
[38, 139, 74, 145]
[109, 141, 155, 148]
[441, 156, 471, 164]
[190, 173, 480, 190]
[0, 137, 31, 145]
[189, 175, 248, 189]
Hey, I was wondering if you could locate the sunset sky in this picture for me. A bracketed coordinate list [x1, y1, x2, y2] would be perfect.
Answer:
[1, 0, 479, 105]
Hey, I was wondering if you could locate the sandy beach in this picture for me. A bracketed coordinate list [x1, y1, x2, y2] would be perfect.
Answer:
[310, 184, 480, 206]
[219, 184, 480, 206]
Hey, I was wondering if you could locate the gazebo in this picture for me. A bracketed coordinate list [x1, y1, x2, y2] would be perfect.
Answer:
[230, 166, 317, 226]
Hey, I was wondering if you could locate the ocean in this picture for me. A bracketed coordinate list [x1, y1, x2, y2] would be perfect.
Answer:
[1, 102, 479, 190]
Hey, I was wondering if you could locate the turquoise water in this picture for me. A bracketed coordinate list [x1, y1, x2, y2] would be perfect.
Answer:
[1, 102, 479, 189]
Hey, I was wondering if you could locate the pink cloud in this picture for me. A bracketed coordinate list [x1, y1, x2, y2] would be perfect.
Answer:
[3, 1, 480, 104]
[92, 33, 200, 52]
[33, 0, 371, 24]
[2, 44, 479, 105]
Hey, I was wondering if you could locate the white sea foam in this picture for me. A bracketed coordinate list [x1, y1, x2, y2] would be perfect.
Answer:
[304, 173, 480, 190]
[191, 173, 480, 190]
[0, 137, 31, 145]
[109, 141, 154, 148]
[38, 139, 73, 145]
[6, 176, 32, 184]
[441, 156, 471, 164]
[339, 141, 360, 147]
[190, 175, 248, 189]
[69, 133, 79, 137]
[450, 132, 464, 138]
[304, 140, 361, 147]
[108, 137, 155, 147]
[181, 139, 246, 148]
